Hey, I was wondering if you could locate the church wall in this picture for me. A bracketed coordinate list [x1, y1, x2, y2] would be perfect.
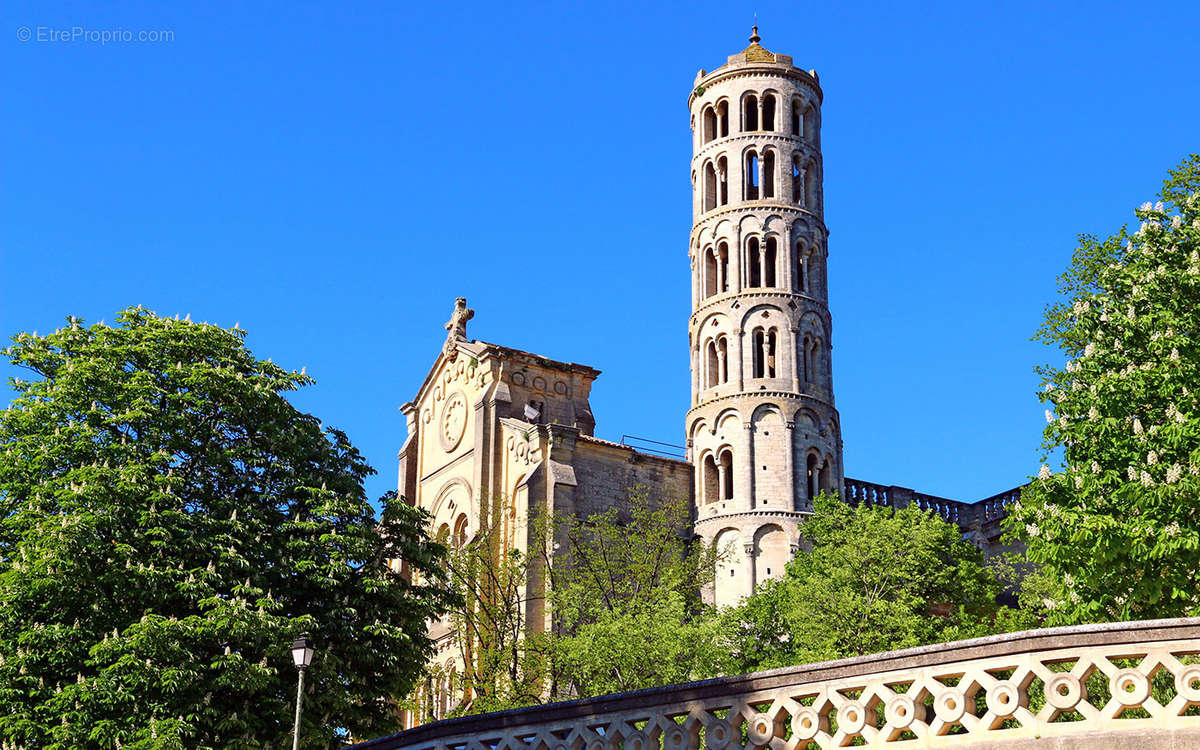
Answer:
[570, 437, 693, 518]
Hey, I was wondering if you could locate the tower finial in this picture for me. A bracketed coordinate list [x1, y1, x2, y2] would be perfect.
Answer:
[749, 25, 760, 44]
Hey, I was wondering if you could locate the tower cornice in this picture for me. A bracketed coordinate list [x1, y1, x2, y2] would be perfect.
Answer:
[690, 65, 823, 109]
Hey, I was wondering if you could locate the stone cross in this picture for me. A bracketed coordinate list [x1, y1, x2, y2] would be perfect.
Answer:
[443, 297, 474, 362]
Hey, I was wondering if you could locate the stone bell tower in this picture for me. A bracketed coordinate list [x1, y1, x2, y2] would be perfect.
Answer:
[685, 29, 843, 606]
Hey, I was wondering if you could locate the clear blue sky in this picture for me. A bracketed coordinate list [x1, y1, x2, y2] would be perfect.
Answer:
[4, 1, 1198, 507]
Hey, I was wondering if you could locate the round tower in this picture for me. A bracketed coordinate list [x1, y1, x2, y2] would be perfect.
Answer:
[686, 29, 843, 606]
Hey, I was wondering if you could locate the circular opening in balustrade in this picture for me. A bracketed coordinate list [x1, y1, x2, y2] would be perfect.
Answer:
[946, 699, 956, 710]
[845, 710, 857, 722]
[897, 706, 906, 717]
[999, 694, 1010, 705]
[1192, 677, 1200, 690]
[1058, 684, 1070, 696]
[801, 718, 812, 729]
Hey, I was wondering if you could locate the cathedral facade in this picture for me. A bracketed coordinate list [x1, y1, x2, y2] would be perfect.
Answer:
[396, 32, 1015, 724]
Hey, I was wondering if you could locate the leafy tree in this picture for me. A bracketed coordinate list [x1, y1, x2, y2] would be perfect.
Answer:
[542, 490, 728, 698]
[0, 308, 455, 749]
[435, 510, 545, 718]
[1009, 155, 1200, 624]
[723, 494, 1004, 672]
[441, 490, 726, 716]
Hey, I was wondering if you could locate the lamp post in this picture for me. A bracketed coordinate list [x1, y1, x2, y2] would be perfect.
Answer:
[290, 634, 315, 750]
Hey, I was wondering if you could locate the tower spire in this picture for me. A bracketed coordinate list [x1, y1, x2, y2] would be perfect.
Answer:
[749, 25, 760, 44]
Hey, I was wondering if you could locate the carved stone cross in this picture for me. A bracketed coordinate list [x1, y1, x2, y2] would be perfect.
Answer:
[443, 297, 474, 362]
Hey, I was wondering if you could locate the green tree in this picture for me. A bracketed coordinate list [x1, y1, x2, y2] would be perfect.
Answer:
[1008, 155, 1200, 624]
[723, 494, 1004, 672]
[438, 510, 544, 718]
[0, 308, 456, 749]
[542, 490, 728, 698]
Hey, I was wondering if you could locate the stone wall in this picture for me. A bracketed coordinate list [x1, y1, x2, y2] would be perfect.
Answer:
[350, 618, 1200, 750]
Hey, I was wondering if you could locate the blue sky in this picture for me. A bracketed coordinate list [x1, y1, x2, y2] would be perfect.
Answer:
[3, 0, 1198, 507]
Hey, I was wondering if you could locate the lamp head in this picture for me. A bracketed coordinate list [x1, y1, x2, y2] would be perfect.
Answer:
[291, 634, 315, 668]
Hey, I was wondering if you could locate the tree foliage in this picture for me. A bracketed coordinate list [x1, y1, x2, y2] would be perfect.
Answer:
[543, 490, 727, 698]
[723, 494, 1006, 672]
[1008, 154, 1200, 624]
[436, 512, 544, 718]
[0, 308, 456, 749]
[441, 490, 726, 716]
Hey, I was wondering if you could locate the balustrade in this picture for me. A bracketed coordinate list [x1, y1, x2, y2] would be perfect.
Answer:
[351, 619, 1200, 750]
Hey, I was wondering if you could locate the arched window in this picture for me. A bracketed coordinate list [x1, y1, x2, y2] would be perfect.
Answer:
[453, 514, 468, 547]
[743, 94, 759, 131]
[704, 162, 717, 212]
[752, 329, 765, 377]
[705, 340, 719, 388]
[791, 99, 803, 136]
[718, 101, 730, 137]
[717, 336, 729, 383]
[716, 241, 730, 292]
[762, 94, 776, 131]
[765, 329, 777, 378]
[764, 238, 777, 287]
[819, 455, 833, 493]
[748, 237, 761, 287]
[792, 155, 804, 205]
[720, 451, 734, 500]
[717, 156, 729, 206]
[762, 150, 776, 199]
[796, 241, 808, 293]
[704, 247, 718, 298]
[806, 454, 819, 499]
[745, 151, 759, 200]
[809, 338, 821, 385]
[703, 106, 717, 143]
[703, 454, 719, 504]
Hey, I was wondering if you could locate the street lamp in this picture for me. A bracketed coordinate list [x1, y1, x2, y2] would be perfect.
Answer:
[290, 634, 315, 750]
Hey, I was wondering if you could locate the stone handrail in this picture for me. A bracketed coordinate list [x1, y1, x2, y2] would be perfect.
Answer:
[843, 478, 1022, 530]
[349, 619, 1200, 749]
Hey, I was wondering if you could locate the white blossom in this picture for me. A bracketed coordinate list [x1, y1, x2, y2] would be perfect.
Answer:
[1074, 475, 1083, 489]
[1092, 460, 1102, 474]
[1038, 465, 1052, 480]
[1133, 418, 1144, 435]
[1148, 450, 1159, 465]
[1166, 464, 1182, 484]
[1155, 201, 1164, 211]
[1089, 406, 1100, 420]
[1141, 470, 1154, 488]
[1165, 521, 1181, 536]
[1045, 409, 1055, 424]
[1140, 202, 1153, 212]
[1027, 523, 1042, 537]
[1084, 342, 1096, 357]
[1127, 466, 1138, 481]
[1173, 215, 1184, 229]
[1170, 348, 1180, 361]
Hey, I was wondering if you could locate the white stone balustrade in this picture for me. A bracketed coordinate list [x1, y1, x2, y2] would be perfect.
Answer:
[350, 619, 1200, 750]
